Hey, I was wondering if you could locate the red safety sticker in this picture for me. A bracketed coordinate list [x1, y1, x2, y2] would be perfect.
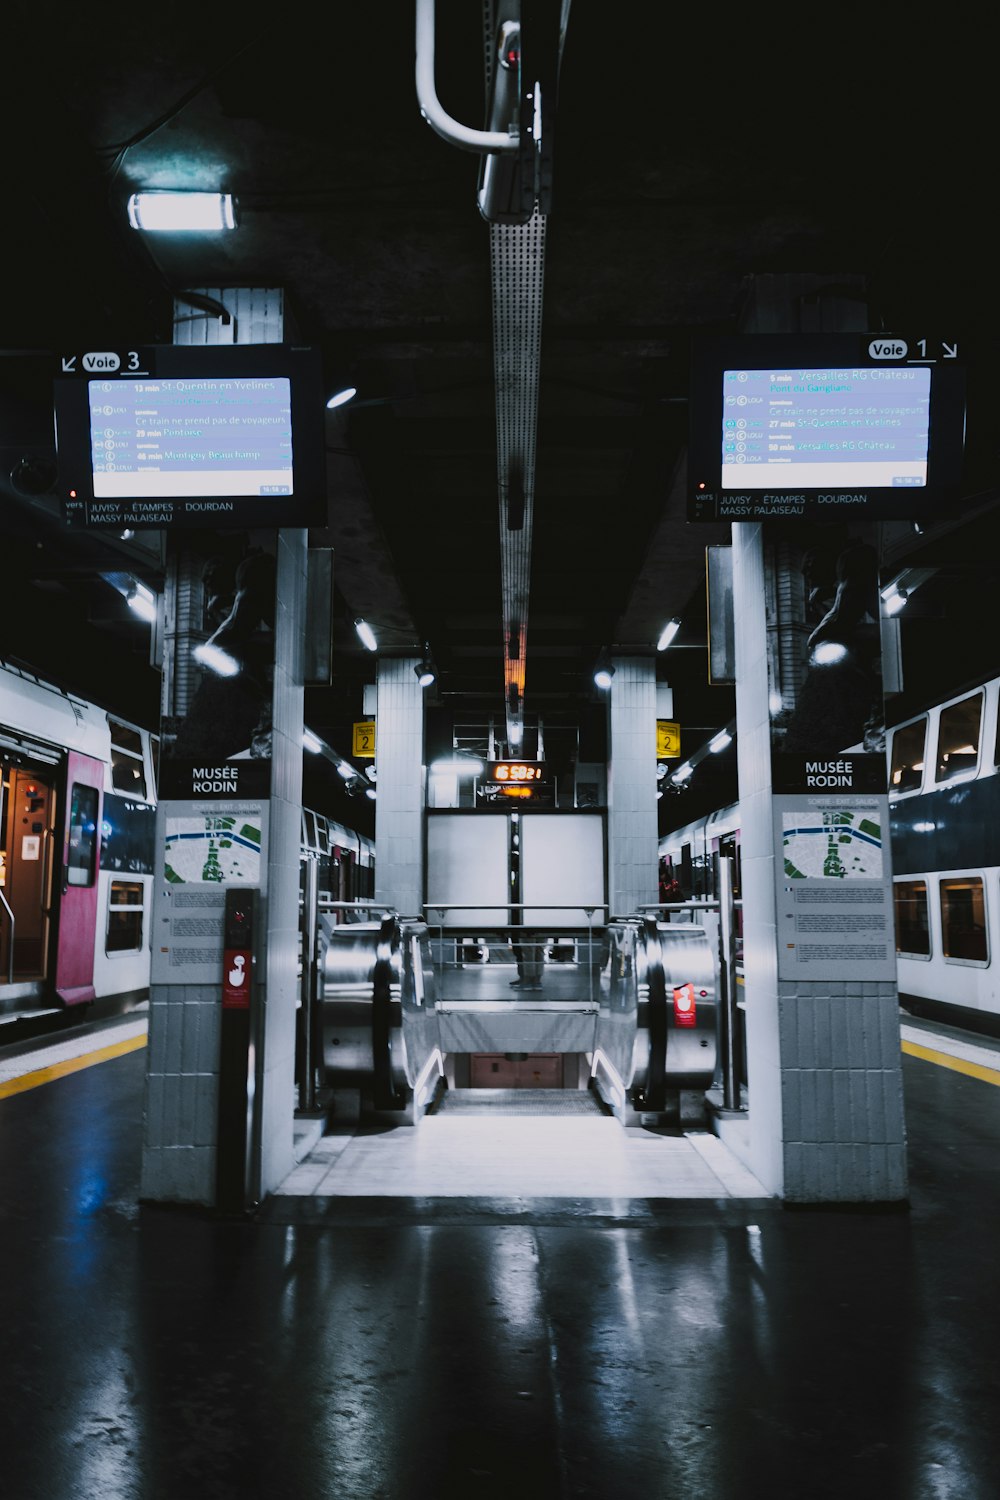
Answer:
[672, 982, 697, 1028]
[223, 948, 252, 1009]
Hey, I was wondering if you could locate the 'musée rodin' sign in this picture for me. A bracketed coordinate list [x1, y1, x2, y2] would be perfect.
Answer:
[772, 753, 886, 796]
[158, 757, 272, 800]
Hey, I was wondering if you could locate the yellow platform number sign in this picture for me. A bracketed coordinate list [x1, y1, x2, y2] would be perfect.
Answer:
[352, 721, 376, 758]
[656, 719, 681, 760]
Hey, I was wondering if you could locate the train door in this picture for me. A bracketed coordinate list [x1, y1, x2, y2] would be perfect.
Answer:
[53, 751, 104, 1006]
[0, 764, 57, 983]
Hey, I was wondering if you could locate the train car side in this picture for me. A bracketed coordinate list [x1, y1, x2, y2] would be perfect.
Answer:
[657, 671, 1000, 1035]
[0, 660, 156, 1016]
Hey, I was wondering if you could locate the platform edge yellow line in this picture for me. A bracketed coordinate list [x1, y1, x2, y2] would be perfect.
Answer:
[902, 1038, 1000, 1086]
[0, 1032, 147, 1100]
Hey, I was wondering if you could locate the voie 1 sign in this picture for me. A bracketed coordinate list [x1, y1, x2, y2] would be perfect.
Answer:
[687, 333, 966, 522]
[54, 345, 326, 529]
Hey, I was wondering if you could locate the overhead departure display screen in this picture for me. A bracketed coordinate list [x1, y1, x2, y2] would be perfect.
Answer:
[688, 334, 966, 522]
[55, 344, 325, 529]
[720, 364, 931, 491]
[88, 376, 293, 499]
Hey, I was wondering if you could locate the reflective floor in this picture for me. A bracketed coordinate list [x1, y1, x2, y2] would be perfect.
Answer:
[2, 1022, 1000, 1498]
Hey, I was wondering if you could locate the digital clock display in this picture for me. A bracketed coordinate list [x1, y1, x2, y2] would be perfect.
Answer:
[487, 761, 546, 783]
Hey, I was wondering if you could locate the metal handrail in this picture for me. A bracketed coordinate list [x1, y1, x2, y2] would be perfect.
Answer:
[0, 888, 14, 984]
[423, 903, 609, 916]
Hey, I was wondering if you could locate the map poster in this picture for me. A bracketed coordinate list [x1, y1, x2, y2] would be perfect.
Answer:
[151, 799, 268, 985]
[773, 792, 896, 982]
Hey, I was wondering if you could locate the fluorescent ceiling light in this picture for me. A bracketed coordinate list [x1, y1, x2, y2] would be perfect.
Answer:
[355, 618, 378, 652]
[336, 762, 354, 780]
[882, 588, 908, 616]
[126, 580, 157, 623]
[430, 757, 484, 776]
[326, 386, 357, 410]
[708, 729, 732, 754]
[302, 730, 323, 754]
[127, 191, 237, 231]
[192, 642, 240, 677]
[656, 618, 681, 651]
[671, 762, 694, 784]
[594, 667, 614, 690]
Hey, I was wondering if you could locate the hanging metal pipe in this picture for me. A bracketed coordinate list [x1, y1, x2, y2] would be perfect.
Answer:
[415, 0, 519, 153]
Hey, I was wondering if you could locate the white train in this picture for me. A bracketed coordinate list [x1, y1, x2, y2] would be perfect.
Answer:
[0, 656, 376, 1023]
[659, 672, 1000, 1035]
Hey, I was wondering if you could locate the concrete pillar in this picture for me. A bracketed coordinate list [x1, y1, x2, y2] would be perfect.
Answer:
[607, 655, 658, 917]
[374, 657, 425, 918]
[254, 528, 307, 1196]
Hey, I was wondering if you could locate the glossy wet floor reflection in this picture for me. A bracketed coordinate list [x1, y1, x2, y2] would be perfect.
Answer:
[2, 1040, 1000, 1498]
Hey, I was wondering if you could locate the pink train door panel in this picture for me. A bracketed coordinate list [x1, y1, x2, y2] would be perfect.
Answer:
[54, 752, 103, 1006]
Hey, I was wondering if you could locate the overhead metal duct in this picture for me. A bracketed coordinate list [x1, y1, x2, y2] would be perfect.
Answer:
[491, 211, 546, 749]
[416, 0, 569, 750]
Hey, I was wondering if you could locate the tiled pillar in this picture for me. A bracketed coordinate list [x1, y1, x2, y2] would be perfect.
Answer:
[607, 656, 658, 918]
[374, 658, 425, 918]
[731, 523, 907, 1202]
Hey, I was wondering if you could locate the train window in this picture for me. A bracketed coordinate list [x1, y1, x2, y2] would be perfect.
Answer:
[109, 719, 148, 798]
[107, 880, 144, 952]
[894, 880, 931, 957]
[890, 719, 926, 793]
[935, 692, 982, 783]
[67, 783, 99, 887]
[940, 877, 988, 963]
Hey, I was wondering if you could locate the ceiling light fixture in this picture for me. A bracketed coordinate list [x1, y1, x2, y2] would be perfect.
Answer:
[811, 641, 849, 666]
[125, 580, 157, 624]
[302, 730, 323, 754]
[656, 617, 682, 651]
[192, 642, 240, 677]
[415, 649, 436, 687]
[127, 191, 238, 232]
[708, 728, 732, 754]
[429, 756, 484, 776]
[326, 386, 358, 410]
[354, 618, 378, 652]
[593, 653, 615, 691]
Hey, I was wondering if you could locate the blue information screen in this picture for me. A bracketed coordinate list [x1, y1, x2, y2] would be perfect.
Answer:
[88, 376, 293, 499]
[721, 365, 931, 490]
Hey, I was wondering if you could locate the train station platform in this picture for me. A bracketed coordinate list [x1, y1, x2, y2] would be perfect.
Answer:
[2, 1010, 1000, 1498]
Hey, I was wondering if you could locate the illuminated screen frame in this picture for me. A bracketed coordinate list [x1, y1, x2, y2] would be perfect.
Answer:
[55, 344, 326, 529]
[688, 334, 966, 522]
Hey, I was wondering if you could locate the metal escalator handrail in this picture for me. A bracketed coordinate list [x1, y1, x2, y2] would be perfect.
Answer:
[371, 912, 403, 1110]
[0, 888, 14, 984]
[640, 917, 668, 1112]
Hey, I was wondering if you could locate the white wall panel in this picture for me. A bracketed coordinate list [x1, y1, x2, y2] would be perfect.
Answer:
[521, 814, 606, 927]
[426, 815, 509, 927]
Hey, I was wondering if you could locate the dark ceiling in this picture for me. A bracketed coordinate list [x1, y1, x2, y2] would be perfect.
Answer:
[1, 2, 999, 833]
